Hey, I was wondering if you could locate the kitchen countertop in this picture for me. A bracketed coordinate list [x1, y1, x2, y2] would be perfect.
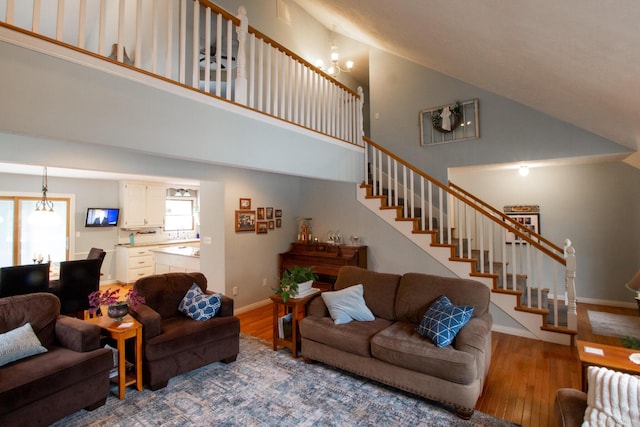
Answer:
[152, 246, 200, 258]
[117, 239, 200, 248]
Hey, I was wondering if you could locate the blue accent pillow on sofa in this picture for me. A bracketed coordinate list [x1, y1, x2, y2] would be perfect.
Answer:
[416, 295, 474, 347]
[321, 284, 375, 325]
[178, 283, 222, 321]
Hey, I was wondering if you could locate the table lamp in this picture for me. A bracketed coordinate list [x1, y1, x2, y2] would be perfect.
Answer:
[625, 269, 640, 315]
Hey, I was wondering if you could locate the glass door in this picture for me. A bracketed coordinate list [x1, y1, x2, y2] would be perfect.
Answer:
[0, 198, 14, 266]
[0, 197, 69, 266]
[20, 199, 68, 264]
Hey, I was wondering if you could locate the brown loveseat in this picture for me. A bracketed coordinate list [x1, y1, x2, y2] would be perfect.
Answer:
[0, 293, 113, 427]
[130, 272, 240, 390]
[299, 266, 492, 419]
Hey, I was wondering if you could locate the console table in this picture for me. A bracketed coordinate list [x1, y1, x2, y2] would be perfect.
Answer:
[278, 242, 367, 290]
[576, 340, 640, 391]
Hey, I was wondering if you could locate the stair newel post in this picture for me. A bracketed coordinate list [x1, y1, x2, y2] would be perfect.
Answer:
[235, 6, 248, 105]
[564, 239, 578, 330]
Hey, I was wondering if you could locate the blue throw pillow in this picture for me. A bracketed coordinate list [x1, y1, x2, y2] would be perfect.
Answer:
[178, 283, 222, 321]
[0, 323, 48, 367]
[321, 284, 375, 325]
[416, 295, 474, 347]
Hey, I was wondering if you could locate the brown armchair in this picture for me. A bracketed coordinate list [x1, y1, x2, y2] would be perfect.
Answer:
[130, 272, 240, 390]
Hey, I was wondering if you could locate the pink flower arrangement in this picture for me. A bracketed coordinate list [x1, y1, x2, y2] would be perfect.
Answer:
[88, 288, 145, 314]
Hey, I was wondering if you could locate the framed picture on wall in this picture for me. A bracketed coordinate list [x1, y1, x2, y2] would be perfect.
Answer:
[256, 221, 268, 234]
[504, 205, 540, 244]
[235, 210, 256, 232]
[239, 198, 251, 209]
[275, 209, 282, 218]
[257, 207, 265, 220]
[268, 220, 275, 230]
[276, 218, 282, 228]
[266, 207, 273, 219]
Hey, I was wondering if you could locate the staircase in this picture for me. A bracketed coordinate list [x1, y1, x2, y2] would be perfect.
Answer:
[359, 138, 577, 345]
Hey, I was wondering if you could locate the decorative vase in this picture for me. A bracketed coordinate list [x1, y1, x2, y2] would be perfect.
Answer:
[107, 303, 129, 322]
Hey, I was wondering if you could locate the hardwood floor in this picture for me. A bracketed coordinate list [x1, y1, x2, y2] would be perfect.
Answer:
[236, 300, 638, 427]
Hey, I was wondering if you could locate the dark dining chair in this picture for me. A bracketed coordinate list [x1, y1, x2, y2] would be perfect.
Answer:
[0, 263, 51, 297]
[87, 247, 106, 270]
[51, 258, 102, 316]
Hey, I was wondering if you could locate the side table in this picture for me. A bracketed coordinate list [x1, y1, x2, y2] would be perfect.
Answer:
[576, 339, 640, 392]
[270, 289, 320, 358]
[85, 314, 143, 399]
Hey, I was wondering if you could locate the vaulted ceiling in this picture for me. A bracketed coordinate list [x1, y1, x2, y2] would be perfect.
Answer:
[294, 0, 640, 167]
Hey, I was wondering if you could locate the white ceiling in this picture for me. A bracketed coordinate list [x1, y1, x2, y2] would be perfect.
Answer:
[294, 0, 640, 167]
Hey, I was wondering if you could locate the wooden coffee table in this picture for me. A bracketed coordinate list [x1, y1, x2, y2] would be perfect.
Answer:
[85, 314, 143, 399]
[576, 339, 640, 391]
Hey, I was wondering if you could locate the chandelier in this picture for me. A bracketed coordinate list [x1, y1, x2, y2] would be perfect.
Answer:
[35, 166, 54, 213]
[316, 41, 353, 78]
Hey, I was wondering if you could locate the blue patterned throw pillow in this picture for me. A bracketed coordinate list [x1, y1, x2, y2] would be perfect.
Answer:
[416, 295, 474, 347]
[178, 283, 222, 321]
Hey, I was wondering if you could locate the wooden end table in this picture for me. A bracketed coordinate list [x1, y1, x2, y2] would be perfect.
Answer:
[85, 314, 143, 399]
[576, 339, 640, 392]
[270, 289, 320, 358]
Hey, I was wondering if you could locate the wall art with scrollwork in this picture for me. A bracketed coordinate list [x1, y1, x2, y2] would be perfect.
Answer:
[419, 98, 479, 146]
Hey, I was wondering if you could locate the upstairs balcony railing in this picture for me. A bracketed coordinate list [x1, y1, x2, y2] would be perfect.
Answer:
[0, 0, 363, 146]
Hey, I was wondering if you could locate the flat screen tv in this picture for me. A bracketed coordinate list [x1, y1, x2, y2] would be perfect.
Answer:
[85, 208, 120, 227]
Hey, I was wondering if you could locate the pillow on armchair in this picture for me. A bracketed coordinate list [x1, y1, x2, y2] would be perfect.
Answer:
[178, 283, 222, 321]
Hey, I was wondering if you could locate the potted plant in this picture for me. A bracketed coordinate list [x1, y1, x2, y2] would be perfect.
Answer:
[275, 265, 318, 302]
[88, 288, 145, 321]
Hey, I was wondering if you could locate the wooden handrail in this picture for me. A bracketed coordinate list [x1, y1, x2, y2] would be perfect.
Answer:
[198, 0, 241, 26]
[245, 26, 358, 97]
[364, 137, 566, 265]
[448, 181, 564, 254]
[196, 1, 358, 98]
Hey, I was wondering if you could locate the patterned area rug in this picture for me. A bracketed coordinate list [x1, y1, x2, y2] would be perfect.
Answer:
[53, 335, 516, 426]
[588, 310, 640, 338]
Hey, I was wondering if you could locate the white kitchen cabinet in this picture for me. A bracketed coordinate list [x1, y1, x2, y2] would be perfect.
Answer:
[116, 245, 158, 284]
[119, 182, 166, 228]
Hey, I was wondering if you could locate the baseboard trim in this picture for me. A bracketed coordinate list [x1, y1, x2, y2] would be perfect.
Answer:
[577, 296, 638, 309]
[235, 298, 271, 315]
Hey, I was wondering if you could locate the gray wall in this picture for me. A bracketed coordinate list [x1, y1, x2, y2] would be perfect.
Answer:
[368, 48, 631, 183]
[298, 179, 452, 277]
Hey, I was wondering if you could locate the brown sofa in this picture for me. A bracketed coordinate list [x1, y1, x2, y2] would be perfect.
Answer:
[0, 293, 112, 427]
[130, 272, 240, 390]
[554, 388, 587, 427]
[299, 266, 492, 419]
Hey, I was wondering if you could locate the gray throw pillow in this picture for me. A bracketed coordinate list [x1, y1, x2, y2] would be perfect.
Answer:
[321, 284, 374, 325]
[0, 323, 48, 367]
